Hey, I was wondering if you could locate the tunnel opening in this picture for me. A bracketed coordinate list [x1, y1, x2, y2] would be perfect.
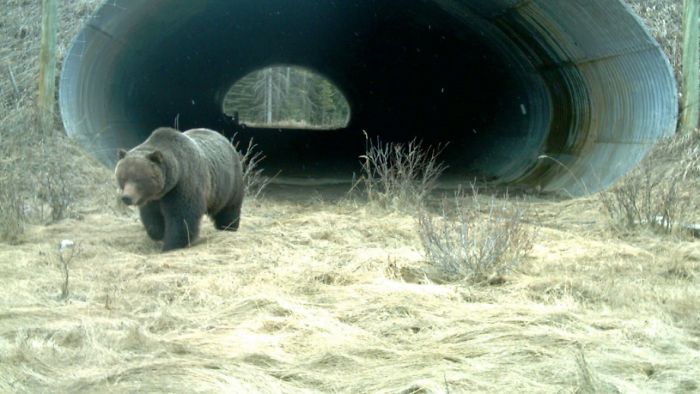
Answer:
[222, 65, 351, 130]
[60, 0, 677, 195]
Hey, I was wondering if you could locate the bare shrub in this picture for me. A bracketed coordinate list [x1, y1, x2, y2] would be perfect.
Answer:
[35, 134, 76, 222]
[0, 0, 113, 243]
[352, 135, 448, 210]
[234, 136, 275, 200]
[0, 109, 36, 241]
[18, 129, 80, 224]
[0, 106, 114, 242]
[56, 240, 79, 300]
[418, 185, 535, 284]
[0, 192, 24, 242]
[599, 133, 698, 234]
[679, 128, 700, 180]
[599, 159, 678, 232]
[0, 154, 28, 242]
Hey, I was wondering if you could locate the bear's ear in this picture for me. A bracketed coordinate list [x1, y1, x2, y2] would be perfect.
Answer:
[148, 150, 164, 164]
[118, 149, 128, 160]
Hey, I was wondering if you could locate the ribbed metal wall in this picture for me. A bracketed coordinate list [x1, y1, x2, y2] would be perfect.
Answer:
[59, 0, 677, 195]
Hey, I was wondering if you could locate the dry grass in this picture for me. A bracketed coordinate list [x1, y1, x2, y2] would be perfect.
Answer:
[1, 0, 99, 112]
[599, 131, 700, 235]
[1, 192, 699, 393]
[2, 1, 698, 393]
[0, 107, 116, 242]
[0, 0, 113, 242]
[235, 136, 276, 201]
[626, 0, 682, 79]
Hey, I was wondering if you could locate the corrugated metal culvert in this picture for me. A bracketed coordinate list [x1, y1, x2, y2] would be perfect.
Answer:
[60, 0, 677, 195]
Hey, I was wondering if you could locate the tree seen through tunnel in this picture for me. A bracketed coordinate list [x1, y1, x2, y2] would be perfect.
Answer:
[222, 66, 350, 130]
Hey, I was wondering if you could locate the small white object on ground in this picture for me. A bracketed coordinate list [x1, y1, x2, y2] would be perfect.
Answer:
[59, 239, 75, 251]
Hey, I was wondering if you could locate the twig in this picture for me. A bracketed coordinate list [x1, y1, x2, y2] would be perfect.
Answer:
[7, 63, 19, 96]
[58, 240, 78, 300]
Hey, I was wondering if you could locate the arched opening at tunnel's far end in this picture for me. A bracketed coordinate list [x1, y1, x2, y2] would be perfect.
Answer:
[222, 66, 351, 130]
[59, 0, 677, 196]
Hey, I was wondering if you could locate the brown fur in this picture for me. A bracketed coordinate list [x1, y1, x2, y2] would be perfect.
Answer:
[115, 127, 244, 251]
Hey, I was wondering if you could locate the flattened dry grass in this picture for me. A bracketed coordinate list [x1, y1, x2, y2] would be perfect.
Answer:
[1, 191, 699, 393]
[1, 0, 696, 393]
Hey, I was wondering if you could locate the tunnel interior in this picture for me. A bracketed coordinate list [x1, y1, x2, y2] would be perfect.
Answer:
[60, 0, 677, 194]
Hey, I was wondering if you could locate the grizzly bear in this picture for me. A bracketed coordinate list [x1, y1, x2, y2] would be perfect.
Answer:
[115, 127, 244, 251]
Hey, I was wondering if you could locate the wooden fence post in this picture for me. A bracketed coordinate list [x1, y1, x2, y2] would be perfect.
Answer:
[681, 0, 699, 133]
[38, 0, 58, 134]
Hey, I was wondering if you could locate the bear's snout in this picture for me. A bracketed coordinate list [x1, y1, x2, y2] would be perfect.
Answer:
[120, 182, 143, 206]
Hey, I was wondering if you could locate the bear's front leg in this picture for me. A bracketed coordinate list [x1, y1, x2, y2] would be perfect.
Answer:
[139, 201, 165, 241]
[160, 193, 205, 252]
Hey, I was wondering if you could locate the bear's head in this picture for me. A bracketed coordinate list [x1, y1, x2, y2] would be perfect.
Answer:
[115, 149, 165, 206]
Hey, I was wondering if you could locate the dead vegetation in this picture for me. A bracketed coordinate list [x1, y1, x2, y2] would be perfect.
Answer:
[418, 186, 535, 284]
[626, 0, 682, 80]
[55, 239, 79, 300]
[351, 135, 447, 210]
[0, 0, 113, 242]
[1, 0, 699, 393]
[599, 131, 700, 235]
[0, 108, 115, 242]
[1, 195, 699, 393]
[235, 136, 275, 200]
